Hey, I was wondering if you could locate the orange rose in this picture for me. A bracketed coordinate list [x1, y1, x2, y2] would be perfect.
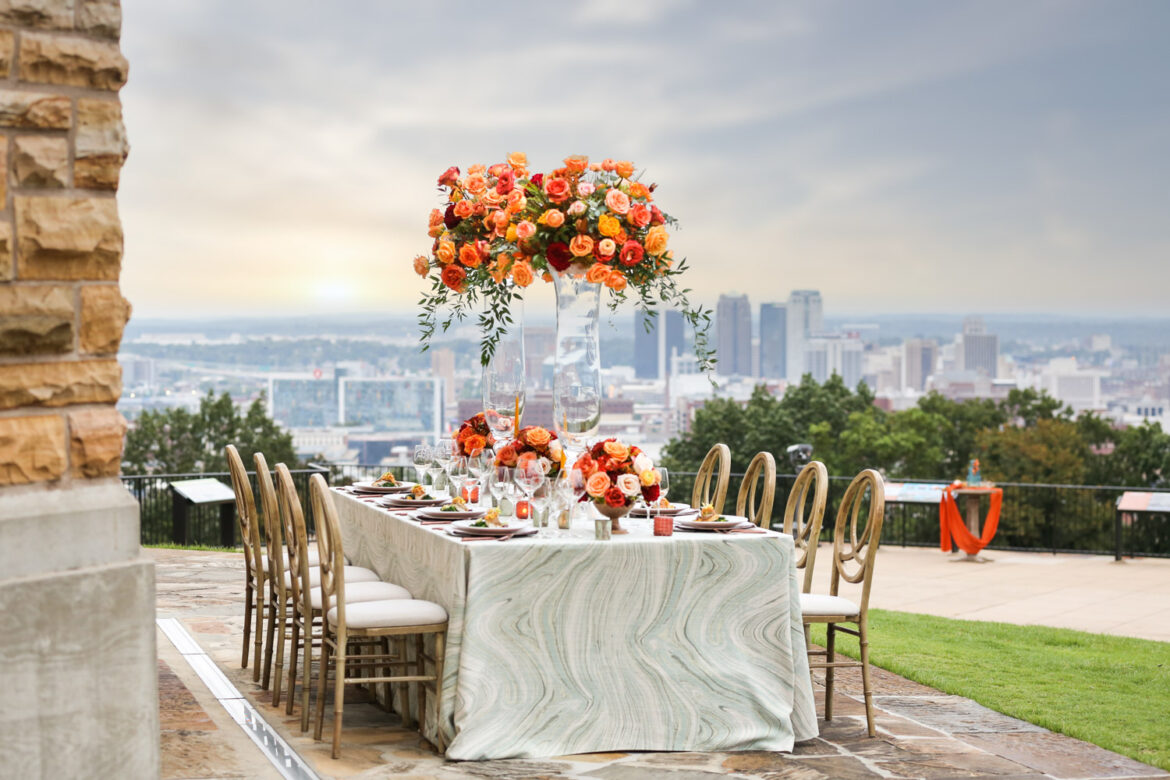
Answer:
[441, 264, 466, 293]
[464, 434, 487, 455]
[585, 471, 611, 498]
[569, 234, 594, 257]
[585, 263, 609, 284]
[453, 199, 474, 219]
[413, 255, 429, 277]
[644, 225, 669, 256]
[506, 189, 527, 210]
[482, 188, 504, 207]
[459, 243, 482, 268]
[468, 164, 486, 176]
[495, 443, 518, 467]
[465, 174, 487, 195]
[603, 440, 630, 461]
[436, 240, 456, 265]
[627, 182, 651, 200]
[544, 177, 572, 203]
[507, 152, 527, 169]
[492, 209, 509, 230]
[511, 261, 534, 287]
[605, 188, 630, 215]
[627, 203, 652, 228]
[615, 160, 635, 179]
[542, 209, 565, 228]
[597, 213, 621, 237]
[563, 155, 589, 173]
[605, 270, 627, 292]
[505, 224, 519, 243]
[600, 159, 616, 172]
[574, 453, 598, 478]
[525, 427, 552, 447]
[516, 220, 536, 240]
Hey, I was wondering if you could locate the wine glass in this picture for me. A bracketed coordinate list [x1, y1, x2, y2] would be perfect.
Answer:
[489, 466, 516, 515]
[467, 451, 491, 506]
[513, 461, 546, 527]
[654, 467, 670, 526]
[412, 444, 432, 486]
[433, 438, 455, 495]
[556, 468, 586, 529]
[482, 335, 526, 448]
[447, 456, 469, 502]
[530, 480, 554, 535]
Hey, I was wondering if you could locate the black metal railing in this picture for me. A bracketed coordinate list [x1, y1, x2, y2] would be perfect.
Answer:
[124, 463, 1170, 558]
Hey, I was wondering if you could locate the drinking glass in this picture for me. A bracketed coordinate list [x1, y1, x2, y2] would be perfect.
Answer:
[433, 438, 455, 495]
[447, 456, 469, 501]
[467, 451, 491, 506]
[655, 467, 670, 523]
[513, 462, 546, 526]
[412, 444, 431, 486]
[556, 467, 586, 529]
[482, 334, 526, 448]
[530, 480, 554, 535]
[489, 466, 516, 514]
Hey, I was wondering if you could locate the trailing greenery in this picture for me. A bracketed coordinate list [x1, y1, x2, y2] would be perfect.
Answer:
[807, 610, 1170, 771]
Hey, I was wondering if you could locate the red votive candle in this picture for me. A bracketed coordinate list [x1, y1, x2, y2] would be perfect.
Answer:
[515, 500, 531, 519]
[654, 514, 673, 536]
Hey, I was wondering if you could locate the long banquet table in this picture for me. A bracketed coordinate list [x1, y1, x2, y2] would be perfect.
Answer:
[333, 489, 819, 760]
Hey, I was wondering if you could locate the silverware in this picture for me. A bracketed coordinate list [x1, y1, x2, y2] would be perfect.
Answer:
[496, 533, 515, 542]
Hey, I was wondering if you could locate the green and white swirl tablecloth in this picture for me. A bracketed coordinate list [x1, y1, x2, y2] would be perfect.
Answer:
[333, 490, 818, 760]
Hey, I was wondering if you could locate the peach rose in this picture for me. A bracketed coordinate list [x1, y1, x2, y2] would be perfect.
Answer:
[467, 164, 486, 175]
[564, 155, 589, 173]
[585, 263, 610, 284]
[600, 158, 617, 172]
[577, 181, 595, 197]
[585, 471, 611, 498]
[465, 174, 487, 195]
[605, 188, 630, 215]
[459, 243, 482, 268]
[567, 200, 587, 216]
[597, 238, 616, 257]
[507, 189, 527, 210]
[627, 203, 652, 228]
[428, 208, 444, 228]
[617, 473, 642, 497]
[512, 261, 534, 287]
[615, 160, 635, 179]
[542, 209, 565, 228]
[569, 234, 594, 257]
[482, 188, 504, 207]
[516, 220, 537, 240]
[453, 199, 474, 219]
[507, 152, 527, 169]
[492, 209, 509, 229]
[413, 255, 429, 276]
[436, 240, 456, 265]
[644, 225, 669, 255]
[597, 213, 621, 237]
[605, 271, 627, 292]
[603, 440, 630, 461]
[525, 427, 552, 447]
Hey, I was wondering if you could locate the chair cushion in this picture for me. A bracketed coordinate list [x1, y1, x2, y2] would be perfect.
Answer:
[327, 599, 448, 630]
[800, 593, 860, 617]
[284, 565, 380, 589]
[309, 581, 412, 610]
[262, 548, 320, 572]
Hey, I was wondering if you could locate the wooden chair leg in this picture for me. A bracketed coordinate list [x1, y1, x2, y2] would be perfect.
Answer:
[825, 622, 836, 721]
[380, 637, 392, 712]
[399, 636, 415, 728]
[261, 597, 276, 690]
[242, 581, 253, 669]
[859, 620, 875, 737]
[433, 631, 446, 753]
[314, 637, 331, 741]
[272, 606, 287, 707]
[415, 634, 427, 739]
[300, 616, 314, 733]
[285, 619, 300, 716]
[331, 644, 346, 760]
[253, 584, 265, 682]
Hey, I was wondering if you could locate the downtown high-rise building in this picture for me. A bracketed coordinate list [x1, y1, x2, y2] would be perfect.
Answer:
[759, 303, 787, 378]
[785, 290, 823, 380]
[805, 334, 863, 388]
[634, 309, 686, 380]
[904, 338, 939, 391]
[961, 316, 998, 378]
[716, 294, 752, 376]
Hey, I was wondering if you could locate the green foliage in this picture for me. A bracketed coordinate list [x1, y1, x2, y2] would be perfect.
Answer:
[123, 390, 299, 475]
[808, 610, 1170, 771]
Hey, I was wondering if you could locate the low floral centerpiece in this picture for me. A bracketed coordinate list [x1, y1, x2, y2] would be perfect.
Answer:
[574, 438, 661, 534]
[455, 412, 495, 457]
[413, 153, 714, 370]
[494, 425, 565, 477]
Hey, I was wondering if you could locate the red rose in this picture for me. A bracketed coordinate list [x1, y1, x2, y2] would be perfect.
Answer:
[531, 173, 544, 187]
[544, 177, 572, 204]
[604, 487, 626, 507]
[443, 203, 462, 229]
[641, 484, 660, 503]
[650, 205, 665, 225]
[441, 264, 466, 293]
[496, 169, 514, 195]
[438, 166, 460, 187]
[628, 203, 652, 228]
[618, 240, 644, 266]
[546, 242, 572, 272]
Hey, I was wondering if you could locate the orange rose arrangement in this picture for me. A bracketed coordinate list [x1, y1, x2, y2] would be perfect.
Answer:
[575, 438, 660, 510]
[494, 425, 565, 477]
[415, 154, 714, 371]
[455, 412, 494, 457]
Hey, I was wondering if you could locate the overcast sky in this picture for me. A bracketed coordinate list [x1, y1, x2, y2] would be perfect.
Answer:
[118, 0, 1170, 320]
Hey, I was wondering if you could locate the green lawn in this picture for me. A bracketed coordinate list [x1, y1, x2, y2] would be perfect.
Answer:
[807, 609, 1170, 771]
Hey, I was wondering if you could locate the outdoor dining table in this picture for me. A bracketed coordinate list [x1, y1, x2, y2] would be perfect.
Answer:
[332, 488, 819, 760]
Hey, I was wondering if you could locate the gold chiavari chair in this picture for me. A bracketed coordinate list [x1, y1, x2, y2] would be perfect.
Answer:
[691, 443, 731, 514]
[783, 460, 829, 594]
[225, 444, 265, 681]
[800, 469, 885, 737]
[735, 451, 776, 528]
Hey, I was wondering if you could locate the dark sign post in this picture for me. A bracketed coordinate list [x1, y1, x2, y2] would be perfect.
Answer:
[169, 477, 238, 547]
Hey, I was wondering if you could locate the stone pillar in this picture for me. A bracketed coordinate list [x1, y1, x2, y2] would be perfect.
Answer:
[0, 2, 158, 778]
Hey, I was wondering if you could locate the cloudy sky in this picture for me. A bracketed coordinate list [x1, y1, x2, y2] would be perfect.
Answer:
[119, 0, 1170, 320]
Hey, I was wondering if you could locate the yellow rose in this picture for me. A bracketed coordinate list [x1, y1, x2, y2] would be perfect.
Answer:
[597, 213, 621, 238]
[644, 225, 669, 256]
[505, 223, 519, 243]
[436, 240, 456, 265]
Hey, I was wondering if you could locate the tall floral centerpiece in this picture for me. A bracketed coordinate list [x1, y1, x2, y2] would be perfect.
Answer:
[455, 413, 494, 457]
[494, 425, 565, 477]
[574, 438, 661, 534]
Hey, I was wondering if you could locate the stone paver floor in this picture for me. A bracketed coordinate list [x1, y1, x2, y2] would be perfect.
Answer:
[152, 548, 1169, 780]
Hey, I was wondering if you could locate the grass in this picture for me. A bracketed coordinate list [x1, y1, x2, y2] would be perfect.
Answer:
[807, 609, 1170, 771]
[143, 542, 242, 553]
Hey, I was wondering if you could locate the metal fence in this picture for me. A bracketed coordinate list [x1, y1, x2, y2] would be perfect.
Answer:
[123, 464, 1170, 558]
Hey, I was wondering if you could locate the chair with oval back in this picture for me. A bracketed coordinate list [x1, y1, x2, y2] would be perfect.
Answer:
[309, 474, 449, 757]
[800, 469, 885, 737]
[783, 460, 830, 594]
[225, 445, 265, 681]
[690, 443, 731, 514]
[735, 451, 776, 528]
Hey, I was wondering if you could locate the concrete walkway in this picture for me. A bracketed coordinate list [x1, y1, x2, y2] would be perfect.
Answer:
[811, 546, 1170, 642]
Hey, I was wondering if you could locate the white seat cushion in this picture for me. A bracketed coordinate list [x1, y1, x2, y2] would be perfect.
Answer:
[262, 548, 319, 572]
[327, 599, 448, 630]
[800, 593, 860, 617]
[309, 581, 412, 610]
[284, 565, 380, 589]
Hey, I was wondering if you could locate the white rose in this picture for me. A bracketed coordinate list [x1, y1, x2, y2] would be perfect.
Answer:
[633, 453, 653, 474]
[549, 440, 563, 461]
[617, 473, 641, 497]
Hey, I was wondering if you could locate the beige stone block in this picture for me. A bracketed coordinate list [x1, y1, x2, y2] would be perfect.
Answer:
[78, 0, 120, 40]
[0, 30, 13, 79]
[0, 359, 121, 409]
[68, 406, 126, 478]
[19, 32, 128, 91]
[13, 135, 68, 188]
[0, 0, 75, 30]
[0, 284, 74, 356]
[80, 283, 131, 354]
[15, 196, 123, 281]
[0, 413, 66, 485]
[75, 98, 129, 190]
[0, 90, 71, 128]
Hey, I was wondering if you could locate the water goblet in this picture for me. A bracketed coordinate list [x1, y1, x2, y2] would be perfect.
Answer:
[530, 480, 554, 535]
[513, 462, 546, 527]
[655, 467, 670, 525]
[467, 451, 491, 506]
[447, 456, 469, 501]
[412, 444, 432, 486]
[489, 466, 516, 514]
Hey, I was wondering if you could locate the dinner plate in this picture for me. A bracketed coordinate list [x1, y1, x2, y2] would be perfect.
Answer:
[351, 481, 415, 494]
[674, 517, 751, 531]
[415, 508, 486, 521]
[446, 524, 537, 538]
[451, 519, 529, 536]
[629, 503, 693, 517]
[380, 496, 447, 508]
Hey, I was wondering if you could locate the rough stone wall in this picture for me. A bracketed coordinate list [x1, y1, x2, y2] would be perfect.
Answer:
[0, 0, 131, 486]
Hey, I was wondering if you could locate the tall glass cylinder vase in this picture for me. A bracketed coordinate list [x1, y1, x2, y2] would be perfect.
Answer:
[552, 270, 602, 460]
[482, 300, 526, 449]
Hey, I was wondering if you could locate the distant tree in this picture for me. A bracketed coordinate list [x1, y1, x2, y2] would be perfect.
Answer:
[916, 392, 1005, 478]
[976, 418, 1089, 486]
[999, 387, 1071, 427]
[123, 391, 299, 474]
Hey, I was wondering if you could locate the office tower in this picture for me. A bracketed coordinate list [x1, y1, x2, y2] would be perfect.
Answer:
[340, 377, 443, 437]
[431, 348, 456, 405]
[270, 377, 339, 428]
[904, 338, 939, 391]
[716, 294, 752, 376]
[759, 303, 787, 378]
[786, 290, 823, 379]
[961, 316, 998, 378]
[804, 334, 863, 388]
[634, 310, 686, 380]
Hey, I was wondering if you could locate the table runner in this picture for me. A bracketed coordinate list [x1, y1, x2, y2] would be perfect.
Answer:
[334, 491, 818, 759]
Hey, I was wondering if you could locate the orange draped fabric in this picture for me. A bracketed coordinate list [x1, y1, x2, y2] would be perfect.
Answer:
[939, 485, 1002, 555]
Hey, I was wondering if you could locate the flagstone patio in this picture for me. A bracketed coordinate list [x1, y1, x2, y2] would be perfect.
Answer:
[153, 548, 1168, 780]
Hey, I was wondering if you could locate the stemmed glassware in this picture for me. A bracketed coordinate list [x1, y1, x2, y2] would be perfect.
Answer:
[513, 462, 546, 527]
[412, 444, 432, 486]
[467, 451, 491, 506]
[433, 438, 455, 496]
[488, 466, 516, 515]
[482, 331, 526, 450]
[556, 468, 586, 530]
[653, 467, 670, 526]
[530, 480, 554, 535]
[446, 456, 469, 502]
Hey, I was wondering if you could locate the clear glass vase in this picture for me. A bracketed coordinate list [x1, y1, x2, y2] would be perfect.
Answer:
[482, 300, 526, 447]
[552, 269, 602, 458]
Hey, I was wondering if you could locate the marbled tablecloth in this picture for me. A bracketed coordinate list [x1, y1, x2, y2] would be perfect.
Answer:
[333, 490, 818, 760]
